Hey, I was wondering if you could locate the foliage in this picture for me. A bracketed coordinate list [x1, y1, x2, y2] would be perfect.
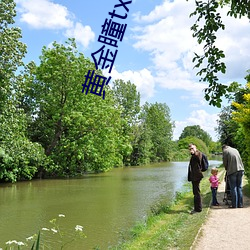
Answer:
[209, 141, 222, 154]
[112, 79, 140, 124]
[215, 72, 250, 176]
[178, 136, 209, 156]
[129, 122, 153, 166]
[189, 0, 250, 107]
[112, 81, 175, 165]
[24, 39, 128, 175]
[179, 125, 212, 146]
[140, 102, 174, 162]
[0, 0, 48, 182]
[171, 148, 190, 161]
[231, 82, 250, 176]
[112, 79, 141, 165]
[0, 0, 27, 108]
[216, 106, 240, 147]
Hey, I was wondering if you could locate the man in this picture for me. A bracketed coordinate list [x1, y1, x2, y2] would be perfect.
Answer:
[222, 144, 244, 208]
[188, 143, 204, 214]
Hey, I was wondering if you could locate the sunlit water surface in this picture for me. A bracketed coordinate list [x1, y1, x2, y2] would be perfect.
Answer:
[0, 160, 221, 249]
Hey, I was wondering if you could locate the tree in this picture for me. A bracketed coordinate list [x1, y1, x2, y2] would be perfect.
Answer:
[0, 0, 27, 109]
[215, 72, 250, 176]
[112, 79, 140, 165]
[112, 79, 140, 124]
[230, 79, 250, 176]
[216, 72, 250, 149]
[178, 136, 209, 156]
[179, 125, 212, 146]
[126, 120, 154, 166]
[140, 102, 174, 162]
[24, 39, 127, 175]
[190, 0, 250, 107]
[0, 0, 47, 182]
[216, 106, 240, 147]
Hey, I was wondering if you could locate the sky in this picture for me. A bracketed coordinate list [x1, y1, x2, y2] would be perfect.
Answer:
[13, 0, 250, 141]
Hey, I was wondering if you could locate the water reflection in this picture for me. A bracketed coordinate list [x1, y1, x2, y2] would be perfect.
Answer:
[0, 160, 221, 249]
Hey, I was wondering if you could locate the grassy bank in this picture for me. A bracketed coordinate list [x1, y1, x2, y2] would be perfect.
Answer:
[111, 169, 225, 250]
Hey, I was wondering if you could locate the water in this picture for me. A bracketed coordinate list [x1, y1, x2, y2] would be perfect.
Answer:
[0, 160, 221, 249]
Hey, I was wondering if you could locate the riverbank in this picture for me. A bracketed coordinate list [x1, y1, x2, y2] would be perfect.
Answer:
[112, 170, 221, 249]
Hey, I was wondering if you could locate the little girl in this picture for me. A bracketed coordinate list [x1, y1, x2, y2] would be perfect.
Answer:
[209, 168, 220, 206]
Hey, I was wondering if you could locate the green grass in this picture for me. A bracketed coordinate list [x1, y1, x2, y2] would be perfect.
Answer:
[243, 177, 250, 197]
[111, 170, 225, 250]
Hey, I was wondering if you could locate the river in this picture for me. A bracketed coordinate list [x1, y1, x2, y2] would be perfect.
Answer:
[0, 160, 221, 249]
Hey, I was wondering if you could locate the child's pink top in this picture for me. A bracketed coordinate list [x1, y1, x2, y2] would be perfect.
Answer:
[209, 175, 219, 188]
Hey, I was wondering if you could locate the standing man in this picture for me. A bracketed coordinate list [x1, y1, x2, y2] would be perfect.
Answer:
[188, 143, 204, 214]
[222, 144, 244, 208]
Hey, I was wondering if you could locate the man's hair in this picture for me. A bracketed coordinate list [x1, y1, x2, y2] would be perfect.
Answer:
[222, 144, 228, 149]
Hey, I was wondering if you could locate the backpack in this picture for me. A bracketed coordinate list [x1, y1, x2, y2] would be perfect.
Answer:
[200, 153, 209, 172]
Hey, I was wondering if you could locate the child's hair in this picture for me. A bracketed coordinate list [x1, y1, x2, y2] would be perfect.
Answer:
[211, 167, 218, 175]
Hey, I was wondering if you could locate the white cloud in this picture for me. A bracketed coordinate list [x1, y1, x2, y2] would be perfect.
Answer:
[65, 22, 95, 48]
[133, 0, 180, 23]
[173, 110, 219, 141]
[131, 0, 204, 95]
[16, 0, 95, 49]
[110, 68, 156, 103]
[16, 0, 73, 29]
[214, 7, 250, 81]
[131, 0, 250, 95]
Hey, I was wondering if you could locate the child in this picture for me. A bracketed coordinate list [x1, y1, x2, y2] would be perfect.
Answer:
[209, 168, 220, 206]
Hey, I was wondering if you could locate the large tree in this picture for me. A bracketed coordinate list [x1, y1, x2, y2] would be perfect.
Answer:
[0, 0, 26, 108]
[229, 74, 250, 176]
[179, 125, 212, 146]
[216, 106, 240, 147]
[140, 102, 174, 162]
[190, 0, 250, 107]
[24, 39, 127, 175]
[112, 79, 140, 165]
[178, 136, 209, 156]
[0, 0, 47, 182]
[112, 79, 140, 124]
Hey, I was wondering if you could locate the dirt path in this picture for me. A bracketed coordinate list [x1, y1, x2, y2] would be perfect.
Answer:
[192, 174, 250, 250]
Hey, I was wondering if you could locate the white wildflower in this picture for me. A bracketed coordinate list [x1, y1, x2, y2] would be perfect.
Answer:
[51, 228, 58, 233]
[58, 214, 65, 217]
[42, 227, 50, 231]
[75, 225, 83, 232]
[6, 240, 17, 245]
[26, 236, 34, 241]
[17, 242, 25, 246]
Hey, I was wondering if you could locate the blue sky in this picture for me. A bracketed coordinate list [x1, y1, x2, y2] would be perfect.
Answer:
[14, 0, 250, 141]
